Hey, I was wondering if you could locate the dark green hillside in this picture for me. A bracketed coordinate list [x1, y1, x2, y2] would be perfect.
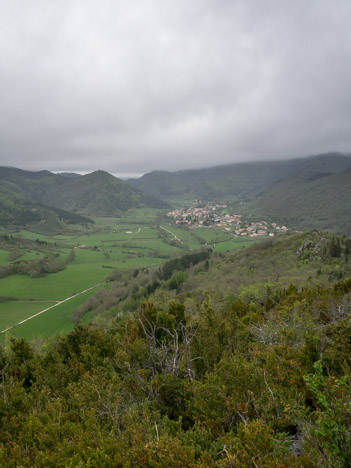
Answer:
[128, 152, 351, 201]
[129, 170, 191, 198]
[42, 170, 169, 216]
[1, 231, 351, 466]
[0, 167, 169, 224]
[130, 163, 284, 201]
[0, 185, 93, 233]
[252, 169, 351, 235]
[0, 167, 63, 201]
[288, 151, 351, 174]
[76, 230, 351, 319]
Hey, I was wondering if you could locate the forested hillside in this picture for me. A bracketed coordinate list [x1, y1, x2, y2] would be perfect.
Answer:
[1, 231, 351, 466]
[0, 167, 168, 231]
[252, 169, 351, 235]
[0, 185, 93, 233]
[128, 152, 351, 201]
[129, 153, 351, 235]
[42, 170, 169, 216]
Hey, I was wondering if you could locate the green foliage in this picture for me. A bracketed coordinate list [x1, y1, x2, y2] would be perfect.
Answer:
[304, 361, 351, 467]
[166, 271, 188, 291]
[0, 166, 168, 233]
[329, 237, 342, 257]
[42, 170, 169, 216]
[129, 152, 351, 207]
[1, 231, 351, 465]
[253, 169, 351, 235]
[0, 183, 94, 233]
[160, 250, 211, 280]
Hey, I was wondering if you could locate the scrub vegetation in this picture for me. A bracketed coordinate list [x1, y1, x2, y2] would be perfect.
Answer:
[1, 230, 351, 466]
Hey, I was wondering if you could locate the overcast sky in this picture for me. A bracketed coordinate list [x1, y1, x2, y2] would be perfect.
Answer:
[0, 0, 351, 175]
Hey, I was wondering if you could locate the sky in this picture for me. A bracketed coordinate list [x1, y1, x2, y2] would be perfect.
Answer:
[0, 0, 351, 175]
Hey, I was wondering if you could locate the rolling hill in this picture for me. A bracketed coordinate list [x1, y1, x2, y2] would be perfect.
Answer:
[41, 170, 169, 216]
[0, 184, 94, 232]
[251, 168, 351, 235]
[128, 152, 351, 235]
[128, 152, 351, 202]
[0, 167, 169, 230]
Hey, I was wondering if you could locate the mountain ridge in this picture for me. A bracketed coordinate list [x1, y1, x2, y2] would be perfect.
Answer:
[0, 167, 169, 231]
[251, 167, 351, 234]
[128, 152, 351, 201]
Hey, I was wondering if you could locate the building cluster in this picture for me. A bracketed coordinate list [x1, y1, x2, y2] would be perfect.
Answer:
[167, 203, 289, 237]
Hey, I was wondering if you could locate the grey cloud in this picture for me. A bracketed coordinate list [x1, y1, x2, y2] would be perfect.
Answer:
[0, 0, 350, 174]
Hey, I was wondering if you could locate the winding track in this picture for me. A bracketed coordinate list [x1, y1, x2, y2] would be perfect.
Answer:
[0, 282, 104, 334]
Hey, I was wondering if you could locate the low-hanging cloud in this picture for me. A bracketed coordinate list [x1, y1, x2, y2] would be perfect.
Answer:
[0, 0, 351, 174]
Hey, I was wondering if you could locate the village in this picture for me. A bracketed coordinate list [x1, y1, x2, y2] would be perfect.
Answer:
[167, 203, 289, 237]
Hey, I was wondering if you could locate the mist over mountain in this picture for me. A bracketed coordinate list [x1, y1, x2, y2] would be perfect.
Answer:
[128, 152, 351, 235]
[1, 151, 350, 235]
[42, 170, 169, 216]
[252, 168, 351, 235]
[128, 152, 351, 201]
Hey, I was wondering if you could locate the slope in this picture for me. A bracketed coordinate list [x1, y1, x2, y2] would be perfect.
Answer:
[77, 230, 351, 321]
[42, 170, 169, 216]
[128, 152, 351, 202]
[2, 231, 351, 465]
[252, 168, 351, 235]
[0, 184, 93, 233]
[0, 167, 169, 222]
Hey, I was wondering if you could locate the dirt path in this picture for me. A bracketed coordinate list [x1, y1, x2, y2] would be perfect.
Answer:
[160, 226, 184, 245]
[0, 282, 105, 334]
[160, 225, 194, 251]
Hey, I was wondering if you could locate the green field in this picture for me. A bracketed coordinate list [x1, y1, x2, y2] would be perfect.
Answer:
[189, 226, 230, 243]
[0, 266, 107, 300]
[19, 251, 45, 261]
[0, 211, 256, 340]
[0, 301, 55, 333]
[0, 249, 9, 264]
[212, 239, 254, 252]
[4, 287, 105, 341]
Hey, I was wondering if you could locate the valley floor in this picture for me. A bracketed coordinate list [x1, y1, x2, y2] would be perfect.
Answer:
[0, 209, 255, 340]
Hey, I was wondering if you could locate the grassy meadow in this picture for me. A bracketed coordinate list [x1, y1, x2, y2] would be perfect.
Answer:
[0, 209, 255, 340]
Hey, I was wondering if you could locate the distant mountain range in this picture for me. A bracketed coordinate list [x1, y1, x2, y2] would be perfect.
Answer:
[40, 170, 168, 216]
[251, 168, 351, 234]
[0, 167, 168, 232]
[128, 152, 351, 201]
[128, 152, 351, 234]
[1, 152, 351, 235]
[0, 183, 93, 231]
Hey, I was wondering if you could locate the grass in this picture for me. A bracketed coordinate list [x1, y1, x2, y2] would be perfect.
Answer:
[20, 251, 45, 261]
[0, 267, 106, 301]
[0, 249, 9, 265]
[15, 230, 54, 241]
[0, 301, 55, 333]
[0, 248, 46, 265]
[3, 286, 106, 341]
[0, 211, 258, 340]
[212, 239, 255, 252]
[194, 227, 237, 243]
